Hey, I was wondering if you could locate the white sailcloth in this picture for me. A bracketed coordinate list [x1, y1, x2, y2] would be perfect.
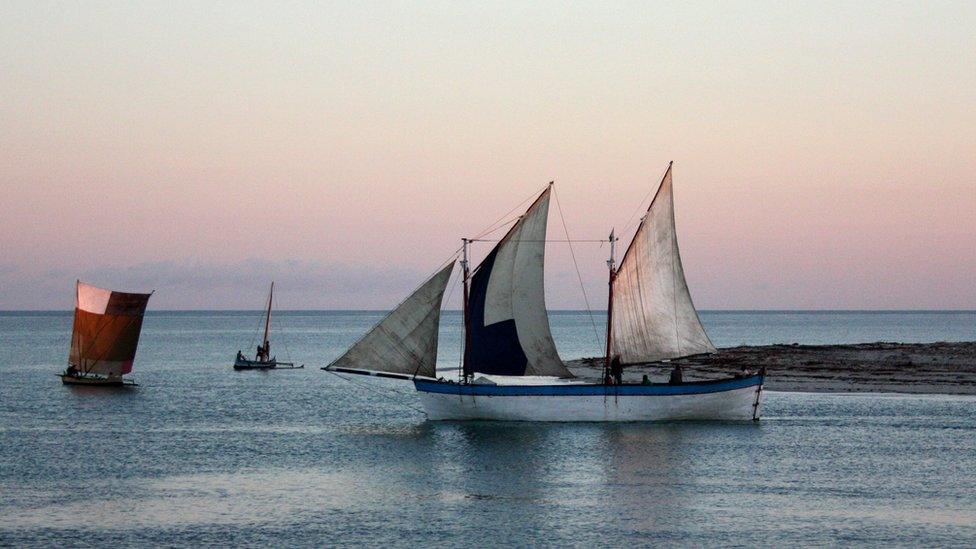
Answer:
[327, 261, 455, 378]
[466, 187, 571, 377]
[611, 164, 716, 364]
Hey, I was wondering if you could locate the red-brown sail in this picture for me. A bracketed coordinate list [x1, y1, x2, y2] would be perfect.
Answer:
[68, 281, 152, 376]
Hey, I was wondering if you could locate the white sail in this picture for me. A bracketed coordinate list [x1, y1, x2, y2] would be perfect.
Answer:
[611, 164, 716, 364]
[466, 187, 571, 377]
[326, 261, 455, 378]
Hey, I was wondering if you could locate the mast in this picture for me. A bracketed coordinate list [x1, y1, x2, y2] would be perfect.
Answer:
[603, 230, 616, 384]
[460, 238, 471, 382]
[71, 280, 80, 368]
[263, 281, 273, 349]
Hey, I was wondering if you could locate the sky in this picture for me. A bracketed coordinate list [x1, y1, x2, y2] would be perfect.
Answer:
[1, 1, 974, 310]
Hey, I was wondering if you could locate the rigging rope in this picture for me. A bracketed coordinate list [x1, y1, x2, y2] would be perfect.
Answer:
[272, 291, 296, 363]
[552, 188, 605, 356]
[438, 269, 464, 380]
[467, 238, 608, 243]
[326, 370, 426, 414]
[469, 186, 546, 241]
[246, 288, 267, 354]
[619, 182, 656, 239]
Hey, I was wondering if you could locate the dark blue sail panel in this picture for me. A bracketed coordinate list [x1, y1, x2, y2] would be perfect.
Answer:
[465, 247, 528, 376]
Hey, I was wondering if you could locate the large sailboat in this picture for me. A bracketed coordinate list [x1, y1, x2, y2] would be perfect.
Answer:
[234, 282, 302, 370]
[326, 164, 765, 421]
[59, 281, 152, 387]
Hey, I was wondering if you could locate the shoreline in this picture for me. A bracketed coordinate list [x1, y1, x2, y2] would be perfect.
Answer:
[566, 341, 976, 395]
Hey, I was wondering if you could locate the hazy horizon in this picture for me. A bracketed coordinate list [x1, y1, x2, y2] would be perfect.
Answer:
[4, 308, 976, 314]
[2, 1, 974, 311]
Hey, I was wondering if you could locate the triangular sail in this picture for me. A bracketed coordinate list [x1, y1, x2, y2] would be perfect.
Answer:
[326, 261, 455, 378]
[69, 281, 152, 376]
[611, 164, 716, 364]
[263, 282, 273, 347]
[465, 187, 571, 377]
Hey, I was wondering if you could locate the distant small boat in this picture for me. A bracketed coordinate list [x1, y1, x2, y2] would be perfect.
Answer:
[59, 281, 152, 387]
[233, 282, 303, 370]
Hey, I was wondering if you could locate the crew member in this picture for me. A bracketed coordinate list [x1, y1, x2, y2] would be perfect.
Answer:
[669, 364, 683, 384]
[611, 356, 623, 385]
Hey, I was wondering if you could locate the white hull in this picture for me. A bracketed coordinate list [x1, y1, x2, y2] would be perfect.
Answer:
[416, 380, 763, 422]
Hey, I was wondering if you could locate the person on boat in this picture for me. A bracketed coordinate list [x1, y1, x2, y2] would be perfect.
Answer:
[610, 356, 623, 385]
[255, 342, 271, 362]
[65, 364, 78, 377]
[669, 364, 683, 384]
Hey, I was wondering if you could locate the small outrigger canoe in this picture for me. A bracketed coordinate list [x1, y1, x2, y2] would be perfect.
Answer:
[232, 282, 303, 370]
[233, 352, 302, 370]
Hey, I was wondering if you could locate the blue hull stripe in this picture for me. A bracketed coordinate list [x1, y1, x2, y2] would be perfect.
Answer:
[414, 374, 763, 397]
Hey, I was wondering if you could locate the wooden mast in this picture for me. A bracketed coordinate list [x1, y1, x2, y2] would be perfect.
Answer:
[263, 281, 273, 352]
[603, 231, 616, 384]
[460, 238, 471, 382]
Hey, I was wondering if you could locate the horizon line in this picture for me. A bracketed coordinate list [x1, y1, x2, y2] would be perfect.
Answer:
[3, 309, 976, 314]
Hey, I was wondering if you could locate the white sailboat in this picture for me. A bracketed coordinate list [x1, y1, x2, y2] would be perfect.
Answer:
[326, 164, 764, 421]
[59, 281, 152, 387]
[234, 282, 303, 370]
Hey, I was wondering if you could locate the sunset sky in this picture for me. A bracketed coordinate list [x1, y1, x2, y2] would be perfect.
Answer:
[2, 1, 974, 310]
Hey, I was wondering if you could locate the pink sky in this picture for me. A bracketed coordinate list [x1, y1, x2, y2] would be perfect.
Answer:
[1, 1, 974, 309]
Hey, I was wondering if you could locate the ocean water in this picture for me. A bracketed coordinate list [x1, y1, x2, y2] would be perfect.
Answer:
[1, 311, 974, 546]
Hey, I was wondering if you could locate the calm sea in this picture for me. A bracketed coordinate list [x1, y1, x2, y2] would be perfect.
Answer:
[1, 311, 974, 546]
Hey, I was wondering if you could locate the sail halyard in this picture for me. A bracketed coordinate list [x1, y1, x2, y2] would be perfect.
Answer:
[463, 185, 571, 378]
[324, 260, 456, 379]
[610, 163, 716, 365]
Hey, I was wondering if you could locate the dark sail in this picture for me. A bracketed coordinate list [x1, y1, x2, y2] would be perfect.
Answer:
[465, 188, 570, 377]
[69, 281, 152, 376]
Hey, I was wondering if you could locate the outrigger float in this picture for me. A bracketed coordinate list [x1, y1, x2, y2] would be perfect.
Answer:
[325, 163, 764, 422]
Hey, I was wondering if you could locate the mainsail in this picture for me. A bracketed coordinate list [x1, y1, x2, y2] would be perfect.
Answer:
[326, 260, 455, 378]
[610, 163, 716, 364]
[465, 186, 572, 377]
[69, 281, 152, 376]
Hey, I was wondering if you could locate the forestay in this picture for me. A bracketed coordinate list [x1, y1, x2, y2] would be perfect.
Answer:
[326, 261, 455, 378]
[465, 187, 572, 378]
[611, 164, 716, 364]
[69, 281, 152, 376]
